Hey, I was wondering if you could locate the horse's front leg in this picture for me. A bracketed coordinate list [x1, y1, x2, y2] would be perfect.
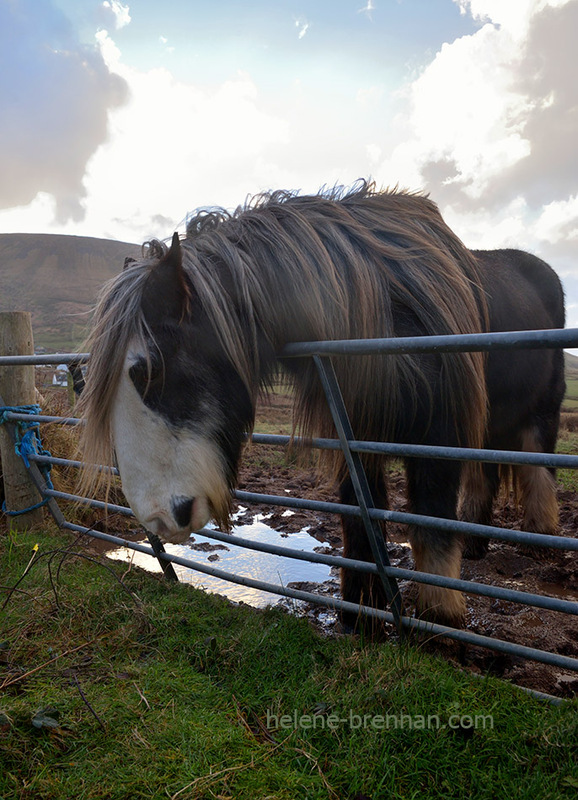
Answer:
[459, 462, 500, 559]
[339, 471, 389, 633]
[406, 458, 465, 628]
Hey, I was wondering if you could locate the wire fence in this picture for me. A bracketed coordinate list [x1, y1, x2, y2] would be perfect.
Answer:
[1, 327, 578, 702]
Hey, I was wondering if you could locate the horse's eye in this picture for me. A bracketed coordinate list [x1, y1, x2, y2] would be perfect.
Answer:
[129, 358, 161, 396]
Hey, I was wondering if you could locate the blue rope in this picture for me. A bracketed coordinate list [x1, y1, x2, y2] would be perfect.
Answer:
[0, 404, 54, 516]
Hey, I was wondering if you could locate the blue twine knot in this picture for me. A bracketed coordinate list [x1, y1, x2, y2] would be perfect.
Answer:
[0, 404, 53, 516]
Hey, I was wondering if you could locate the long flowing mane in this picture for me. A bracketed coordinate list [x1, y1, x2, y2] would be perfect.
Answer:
[79, 181, 488, 487]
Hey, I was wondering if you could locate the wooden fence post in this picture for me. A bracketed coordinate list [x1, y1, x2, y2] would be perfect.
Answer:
[0, 312, 45, 529]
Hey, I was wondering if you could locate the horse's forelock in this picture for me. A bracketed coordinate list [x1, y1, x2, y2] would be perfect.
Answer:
[77, 258, 154, 495]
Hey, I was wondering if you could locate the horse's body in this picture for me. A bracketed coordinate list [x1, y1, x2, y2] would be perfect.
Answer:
[460, 249, 565, 558]
[79, 183, 565, 628]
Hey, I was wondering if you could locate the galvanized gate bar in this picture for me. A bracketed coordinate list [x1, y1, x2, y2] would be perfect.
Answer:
[258, 433, 578, 470]
[30, 454, 118, 475]
[5, 411, 82, 426]
[39, 486, 578, 615]
[23, 424, 578, 469]
[11, 406, 578, 469]
[58, 520, 578, 673]
[44, 489, 133, 516]
[282, 326, 578, 357]
[0, 353, 91, 366]
[313, 354, 405, 629]
[39, 486, 577, 614]
[197, 528, 577, 615]
[235, 490, 578, 551]
[45, 485, 578, 553]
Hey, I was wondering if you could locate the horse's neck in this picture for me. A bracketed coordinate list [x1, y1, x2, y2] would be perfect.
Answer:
[257, 271, 340, 348]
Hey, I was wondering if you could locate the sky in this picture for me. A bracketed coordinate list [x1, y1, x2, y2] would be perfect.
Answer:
[1, 0, 578, 326]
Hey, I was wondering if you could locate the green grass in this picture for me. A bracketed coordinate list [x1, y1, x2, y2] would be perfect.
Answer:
[564, 378, 578, 409]
[556, 428, 578, 491]
[1, 528, 576, 800]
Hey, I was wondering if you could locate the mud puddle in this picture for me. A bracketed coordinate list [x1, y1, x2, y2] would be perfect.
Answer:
[107, 508, 334, 607]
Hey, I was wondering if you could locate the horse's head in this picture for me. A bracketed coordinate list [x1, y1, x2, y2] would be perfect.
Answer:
[109, 233, 254, 542]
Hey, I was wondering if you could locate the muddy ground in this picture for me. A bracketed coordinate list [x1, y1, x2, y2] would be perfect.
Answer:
[233, 393, 578, 700]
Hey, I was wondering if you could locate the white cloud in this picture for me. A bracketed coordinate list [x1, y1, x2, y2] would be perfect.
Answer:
[366, 143, 382, 166]
[455, 0, 536, 35]
[159, 35, 175, 53]
[442, 196, 530, 250]
[377, 21, 532, 198]
[358, 1, 375, 19]
[295, 18, 310, 39]
[102, 1, 131, 30]
[535, 196, 578, 245]
[76, 32, 291, 241]
[0, 0, 128, 224]
[374, 0, 578, 290]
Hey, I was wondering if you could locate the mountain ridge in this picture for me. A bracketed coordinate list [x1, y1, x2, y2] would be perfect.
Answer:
[0, 232, 141, 349]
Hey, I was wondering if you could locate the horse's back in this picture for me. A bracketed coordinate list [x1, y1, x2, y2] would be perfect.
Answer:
[473, 248, 565, 330]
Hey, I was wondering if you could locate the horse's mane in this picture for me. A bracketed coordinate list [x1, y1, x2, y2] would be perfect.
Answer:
[79, 180, 488, 488]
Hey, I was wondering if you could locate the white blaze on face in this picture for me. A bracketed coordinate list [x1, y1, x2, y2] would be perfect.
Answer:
[110, 348, 230, 543]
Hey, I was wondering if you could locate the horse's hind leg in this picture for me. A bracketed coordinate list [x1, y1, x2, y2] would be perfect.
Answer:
[517, 360, 563, 543]
[339, 470, 389, 633]
[460, 463, 500, 559]
[517, 427, 559, 538]
[511, 427, 559, 561]
[406, 458, 465, 627]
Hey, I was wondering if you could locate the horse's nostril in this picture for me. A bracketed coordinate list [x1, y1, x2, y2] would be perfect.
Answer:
[171, 496, 195, 529]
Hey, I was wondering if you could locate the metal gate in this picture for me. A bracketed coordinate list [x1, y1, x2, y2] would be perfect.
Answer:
[1, 327, 578, 701]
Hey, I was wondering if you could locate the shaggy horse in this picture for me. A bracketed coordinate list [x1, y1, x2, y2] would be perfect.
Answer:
[79, 183, 565, 628]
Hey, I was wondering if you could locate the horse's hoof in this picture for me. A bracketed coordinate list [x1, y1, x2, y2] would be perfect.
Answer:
[338, 610, 390, 640]
[338, 615, 357, 636]
[416, 593, 466, 630]
[418, 610, 465, 630]
[515, 544, 556, 561]
[462, 536, 489, 560]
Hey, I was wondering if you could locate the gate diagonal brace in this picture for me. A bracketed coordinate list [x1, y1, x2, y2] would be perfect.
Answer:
[313, 355, 405, 631]
[146, 533, 179, 582]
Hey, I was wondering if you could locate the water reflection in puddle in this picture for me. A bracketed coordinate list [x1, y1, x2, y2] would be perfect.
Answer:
[107, 510, 334, 608]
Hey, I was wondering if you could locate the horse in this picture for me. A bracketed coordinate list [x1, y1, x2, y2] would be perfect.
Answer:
[460, 249, 565, 559]
[78, 182, 565, 629]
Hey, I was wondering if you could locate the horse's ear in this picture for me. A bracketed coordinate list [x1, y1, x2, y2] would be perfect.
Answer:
[123, 256, 137, 270]
[142, 233, 192, 324]
[166, 232, 181, 267]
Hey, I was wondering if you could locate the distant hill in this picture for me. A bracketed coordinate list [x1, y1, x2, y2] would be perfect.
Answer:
[565, 352, 578, 379]
[0, 233, 140, 350]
